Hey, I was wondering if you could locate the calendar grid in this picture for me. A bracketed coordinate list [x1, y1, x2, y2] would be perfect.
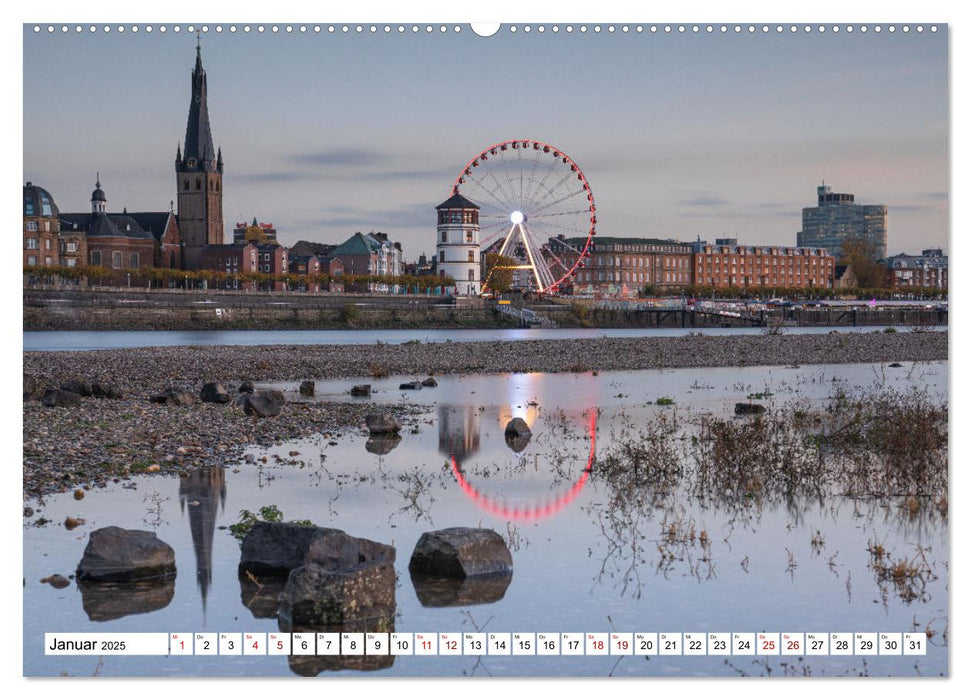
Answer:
[44, 632, 927, 657]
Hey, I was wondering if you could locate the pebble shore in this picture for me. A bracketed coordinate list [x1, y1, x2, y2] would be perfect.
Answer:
[23, 331, 947, 500]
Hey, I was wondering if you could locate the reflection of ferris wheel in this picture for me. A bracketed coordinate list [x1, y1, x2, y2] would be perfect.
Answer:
[452, 139, 596, 294]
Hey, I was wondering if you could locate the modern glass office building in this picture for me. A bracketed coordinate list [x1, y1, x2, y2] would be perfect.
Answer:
[797, 184, 887, 259]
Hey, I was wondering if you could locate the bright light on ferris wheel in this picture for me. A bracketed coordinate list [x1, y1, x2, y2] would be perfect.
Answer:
[510, 210, 525, 225]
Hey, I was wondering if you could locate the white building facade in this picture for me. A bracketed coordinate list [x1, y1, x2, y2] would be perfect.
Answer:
[435, 193, 481, 296]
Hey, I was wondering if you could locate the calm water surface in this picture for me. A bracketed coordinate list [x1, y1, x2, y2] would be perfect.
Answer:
[22, 326, 947, 352]
[23, 362, 948, 677]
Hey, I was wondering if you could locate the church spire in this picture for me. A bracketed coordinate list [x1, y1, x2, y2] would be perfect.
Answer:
[181, 39, 216, 171]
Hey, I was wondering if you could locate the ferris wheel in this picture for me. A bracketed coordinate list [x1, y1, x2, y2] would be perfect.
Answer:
[451, 139, 596, 294]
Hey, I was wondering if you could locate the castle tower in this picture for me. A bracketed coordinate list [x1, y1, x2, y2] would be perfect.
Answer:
[435, 192, 481, 296]
[176, 40, 224, 268]
[90, 173, 106, 214]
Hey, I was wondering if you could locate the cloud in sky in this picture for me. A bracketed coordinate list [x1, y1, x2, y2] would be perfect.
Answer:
[290, 148, 388, 167]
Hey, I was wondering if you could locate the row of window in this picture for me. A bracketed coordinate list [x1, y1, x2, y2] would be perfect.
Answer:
[698, 257, 831, 266]
[698, 277, 825, 286]
[575, 271, 691, 284]
[437, 212, 478, 225]
[182, 178, 220, 192]
[437, 251, 479, 263]
[89, 250, 140, 268]
[440, 231, 477, 243]
[595, 245, 689, 254]
[583, 255, 689, 268]
[25, 221, 53, 232]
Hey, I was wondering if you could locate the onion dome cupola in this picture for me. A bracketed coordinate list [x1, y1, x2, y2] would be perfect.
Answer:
[91, 173, 107, 214]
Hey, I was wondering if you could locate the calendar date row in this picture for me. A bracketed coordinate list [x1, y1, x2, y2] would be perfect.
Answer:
[46, 632, 927, 657]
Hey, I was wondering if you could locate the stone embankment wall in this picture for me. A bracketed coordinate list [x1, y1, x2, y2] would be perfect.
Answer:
[23, 288, 512, 331]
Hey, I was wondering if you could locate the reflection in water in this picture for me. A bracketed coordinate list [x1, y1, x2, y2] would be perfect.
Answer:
[504, 432, 531, 453]
[437, 405, 480, 460]
[449, 411, 597, 522]
[283, 621, 396, 676]
[237, 568, 397, 676]
[410, 571, 513, 608]
[365, 434, 402, 455]
[239, 571, 288, 620]
[79, 578, 175, 622]
[179, 467, 226, 615]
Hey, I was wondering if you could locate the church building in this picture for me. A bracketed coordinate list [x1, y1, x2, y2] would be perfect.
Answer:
[177, 41, 225, 269]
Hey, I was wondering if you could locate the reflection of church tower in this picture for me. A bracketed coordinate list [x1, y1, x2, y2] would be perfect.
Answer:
[437, 405, 481, 461]
[179, 467, 226, 616]
[176, 39, 224, 268]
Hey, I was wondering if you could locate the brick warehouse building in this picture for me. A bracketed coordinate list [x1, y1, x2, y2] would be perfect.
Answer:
[691, 238, 835, 290]
[547, 236, 693, 295]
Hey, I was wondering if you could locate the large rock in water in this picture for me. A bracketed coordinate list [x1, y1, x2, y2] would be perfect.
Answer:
[200, 382, 231, 404]
[409, 527, 512, 579]
[76, 526, 177, 582]
[239, 522, 328, 575]
[279, 560, 396, 627]
[238, 522, 396, 628]
[281, 530, 395, 626]
[239, 522, 394, 576]
[42, 389, 82, 408]
[504, 417, 532, 438]
[350, 384, 371, 397]
[734, 403, 767, 415]
[299, 381, 315, 396]
[366, 412, 401, 435]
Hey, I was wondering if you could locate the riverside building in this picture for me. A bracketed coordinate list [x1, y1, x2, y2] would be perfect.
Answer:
[691, 238, 835, 289]
[547, 236, 692, 296]
[797, 184, 888, 260]
[885, 248, 948, 290]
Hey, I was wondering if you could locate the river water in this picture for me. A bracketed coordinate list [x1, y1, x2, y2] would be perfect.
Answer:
[23, 361, 948, 677]
[22, 325, 948, 352]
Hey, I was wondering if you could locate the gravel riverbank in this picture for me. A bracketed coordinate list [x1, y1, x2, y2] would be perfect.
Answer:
[23, 331, 946, 500]
[24, 331, 947, 387]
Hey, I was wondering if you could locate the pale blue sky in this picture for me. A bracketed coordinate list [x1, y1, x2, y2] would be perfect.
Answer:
[23, 24, 948, 258]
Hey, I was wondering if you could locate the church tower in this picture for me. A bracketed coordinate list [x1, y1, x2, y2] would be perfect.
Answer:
[177, 39, 224, 268]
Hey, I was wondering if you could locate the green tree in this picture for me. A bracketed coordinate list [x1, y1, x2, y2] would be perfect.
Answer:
[484, 253, 515, 294]
[840, 237, 887, 289]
